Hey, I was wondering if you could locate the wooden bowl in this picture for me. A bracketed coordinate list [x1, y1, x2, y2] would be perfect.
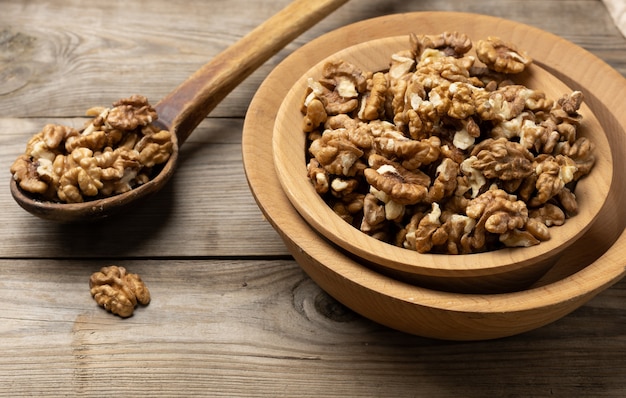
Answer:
[272, 36, 612, 293]
[243, 12, 626, 340]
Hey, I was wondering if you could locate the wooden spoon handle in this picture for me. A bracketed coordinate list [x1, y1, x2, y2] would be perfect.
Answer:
[155, 0, 349, 145]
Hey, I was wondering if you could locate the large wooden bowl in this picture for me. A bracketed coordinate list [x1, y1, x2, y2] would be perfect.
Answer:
[243, 12, 626, 340]
[272, 35, 612, 294]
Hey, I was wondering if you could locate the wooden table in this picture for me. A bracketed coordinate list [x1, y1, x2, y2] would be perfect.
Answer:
[1, 0, 625, 396]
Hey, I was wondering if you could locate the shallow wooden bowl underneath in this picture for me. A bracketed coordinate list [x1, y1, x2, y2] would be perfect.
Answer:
[272, 35, 612, 294]
[243, 12, 626, 340]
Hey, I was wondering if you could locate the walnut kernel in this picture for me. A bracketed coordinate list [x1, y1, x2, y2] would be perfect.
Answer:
[89, 265, 150, 318]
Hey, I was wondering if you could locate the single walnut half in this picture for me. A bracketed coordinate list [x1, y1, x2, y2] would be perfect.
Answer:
[360, 72, 388, 121]
[476, 37, 532, 74]
[107, 95, 158, 131]
[411, 31, 473, 58]
[365, 154, 430, 205]
[470, 137, 535, 181]
[308, 129, 365, 177]
[302, 98, 327, 133]
[308, 60, 369, 115]
[89, 265, 150, 318]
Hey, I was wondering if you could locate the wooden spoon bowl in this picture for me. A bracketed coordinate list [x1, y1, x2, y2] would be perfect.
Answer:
[272, 35, 612, 294]
[244, 12, 626, 339]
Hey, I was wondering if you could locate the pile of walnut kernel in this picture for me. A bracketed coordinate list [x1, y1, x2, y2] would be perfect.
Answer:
[10, 95, 173, 203]
[302, 32, 596, 254]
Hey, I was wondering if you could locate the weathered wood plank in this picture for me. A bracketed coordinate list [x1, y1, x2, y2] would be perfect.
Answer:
[1, 0, 623, 118]
[0, 259, 624, 397]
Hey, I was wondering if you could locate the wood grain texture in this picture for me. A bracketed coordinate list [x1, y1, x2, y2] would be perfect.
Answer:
[1, 259, 625, 397]
[1, 0, 623, 118]
[1, 0, 625, 395]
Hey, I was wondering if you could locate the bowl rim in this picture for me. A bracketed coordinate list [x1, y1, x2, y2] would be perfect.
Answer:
[243, 11, 626, 339]
[271, 34, 612, 278]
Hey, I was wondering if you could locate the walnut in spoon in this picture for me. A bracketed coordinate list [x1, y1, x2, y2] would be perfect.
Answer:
[10, 95, 172, 205]
[8, 0, 349, 222]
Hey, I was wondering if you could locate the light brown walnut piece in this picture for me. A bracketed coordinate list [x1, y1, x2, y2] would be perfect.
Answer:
[10, 155, 49, 195]
[428, 157, 460, 203]
[414, 52, 474, 90]
[106, 94, 158, 131]
[308, 129, 365, 177]
[475, 85, 529, 122]
[95, 147, 141, 181]
[330, 177, 360, 199]
[55, 148, 105, 203]
[304, 79, 359, 116]
[10, 124, 80, 197]
[412, 203, 444, 253]
[452, 117, 481, 150]
[65, 129, 108, 153]
[333, 191, 365, 221]
[467, 188, 528, 234]
[309, 60, 369, 115]
[89, 265, 150, 318]
[406, 105, 438, 141]
[324, 114, 360, 131]
[135, 126, 174, 168]
[459, 155, 488, 198]
[374, 134, 441, 171]
[411, 31, 473, 58]
[349, 121, 378, 150]
[302, 98, 327, 133]
[307, 158, 330, 194]
[96, 148, 143, 196]
[475, 36, 532, 74]
[529, 203, 566, 227]
[557, 90, 584, 115]
[446, 82, 475, 120]
[321, 60, 369, 94]
[41, 123, 80, 150]
[388, 50, 416, 80]
[490, 111, 544, 150]
[470, 137, 535, 181]
[524, 217, 551, 242]
[557, 186, 579, 216]
[360, 193, 387, 234]
[365, 154, 430, 205]
[556, 136, 595, 180]
[401, 210, 426, 251]
[369, 185, 406, 222]
[529, 154, 578, 207]
[464, 188, 531, 251]
[499, 228, 541, 248]
[436, 213, 476, 254]
[360, 72, 388, 121]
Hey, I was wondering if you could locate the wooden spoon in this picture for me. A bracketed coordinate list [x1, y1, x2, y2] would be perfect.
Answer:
[10, 0, 349, 222]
